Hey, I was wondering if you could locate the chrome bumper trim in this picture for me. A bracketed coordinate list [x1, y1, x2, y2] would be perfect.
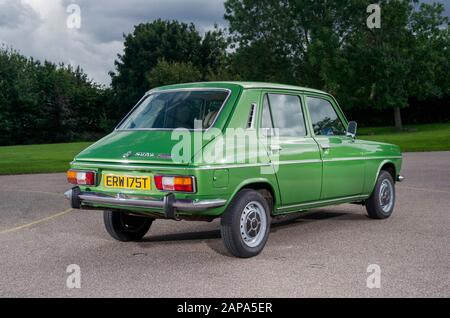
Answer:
[64, 189, 226, 212]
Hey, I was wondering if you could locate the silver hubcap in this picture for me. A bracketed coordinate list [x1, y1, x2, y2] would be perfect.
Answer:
[240, 201, 267, 248]
[379, 179, 394, 213]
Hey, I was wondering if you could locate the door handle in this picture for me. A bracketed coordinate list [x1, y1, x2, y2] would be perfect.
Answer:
[269, 145, 282, 152]
[321, 143, 331, 150]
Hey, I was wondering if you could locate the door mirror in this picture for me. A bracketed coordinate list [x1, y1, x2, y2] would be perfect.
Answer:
[346, 121, 357, 139]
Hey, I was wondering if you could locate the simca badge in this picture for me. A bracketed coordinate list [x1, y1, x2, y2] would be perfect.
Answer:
[122, 151, 133, 158]
[135, 152, 155, 157]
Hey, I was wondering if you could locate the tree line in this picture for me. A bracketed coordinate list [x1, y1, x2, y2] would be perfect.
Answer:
[0, 0, 449, 146]
[0, 48, 113, 145]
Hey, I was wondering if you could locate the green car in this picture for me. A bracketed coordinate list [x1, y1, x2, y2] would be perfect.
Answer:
[65, 82, 403, 258]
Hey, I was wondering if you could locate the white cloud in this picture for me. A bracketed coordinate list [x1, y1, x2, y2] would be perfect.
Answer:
[0, 0, 225, 85]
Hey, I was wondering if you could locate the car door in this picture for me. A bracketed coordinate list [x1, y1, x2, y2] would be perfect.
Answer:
[304, 94, 365, 200]
[259, 92, 322, 206]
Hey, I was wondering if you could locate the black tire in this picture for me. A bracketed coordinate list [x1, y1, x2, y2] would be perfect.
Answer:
[103, 211, 153, 241]
[220, 189, 271, 258]
[366, 170, 396, 219]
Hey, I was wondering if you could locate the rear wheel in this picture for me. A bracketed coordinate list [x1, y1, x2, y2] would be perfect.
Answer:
[366, 170, 396, 219]
[220, 189, 271, 258]
[103, 211, 153, 241]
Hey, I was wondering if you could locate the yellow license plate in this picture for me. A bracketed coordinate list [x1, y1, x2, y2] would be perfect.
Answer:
[103, 174, 151, 190]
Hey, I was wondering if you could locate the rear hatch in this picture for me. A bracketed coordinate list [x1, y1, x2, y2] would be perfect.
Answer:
[73, 130, 213, 196]
[75, 130, 202, 166]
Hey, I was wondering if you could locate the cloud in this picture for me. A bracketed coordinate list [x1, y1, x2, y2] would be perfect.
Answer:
[0, 0, 40, 28]
[0, 0, 226, 86]
[64, 0, 226, 43]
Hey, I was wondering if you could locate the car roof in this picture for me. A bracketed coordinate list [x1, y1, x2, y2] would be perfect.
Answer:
[148, 81, 330, 96]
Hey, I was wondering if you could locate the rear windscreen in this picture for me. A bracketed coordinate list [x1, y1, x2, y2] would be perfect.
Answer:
[118, 90, 229, 130]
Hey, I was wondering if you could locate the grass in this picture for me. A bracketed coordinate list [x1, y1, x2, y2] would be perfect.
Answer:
[358, 123, 450, 152]
[0, 142, 92, 175]
[0, 123, 449, 175]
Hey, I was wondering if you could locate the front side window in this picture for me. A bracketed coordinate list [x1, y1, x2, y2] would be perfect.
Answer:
[118, 90, 229, 130]
[265, 93, 307, 137]
[306, 96, 346, 136]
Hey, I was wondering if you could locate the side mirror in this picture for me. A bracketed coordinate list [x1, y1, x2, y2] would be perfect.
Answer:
[346, 121, 357, 139]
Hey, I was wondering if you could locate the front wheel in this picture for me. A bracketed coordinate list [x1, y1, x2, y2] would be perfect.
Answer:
[103, 211, 153, 241]
[220, 189, 271, 258]
[366, 170, 396, 219]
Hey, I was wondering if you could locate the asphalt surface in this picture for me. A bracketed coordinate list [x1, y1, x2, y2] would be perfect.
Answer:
[0, 151, 449, 297]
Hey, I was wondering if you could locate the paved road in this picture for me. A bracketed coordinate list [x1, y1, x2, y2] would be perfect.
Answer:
[0, 152, 449, 297]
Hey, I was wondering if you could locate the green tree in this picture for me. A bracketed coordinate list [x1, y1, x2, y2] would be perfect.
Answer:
[225, 0, 367, 88]
[110, 19, 230, 119]
[0, 47, 109, 145]
[224, 0, 450, 129]
[339, 1, 450, 129]
[146, 59, 202, 87]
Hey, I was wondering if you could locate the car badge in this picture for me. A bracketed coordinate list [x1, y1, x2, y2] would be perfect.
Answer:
[122, 151, 133, 158]
[135, 152, 155, 157]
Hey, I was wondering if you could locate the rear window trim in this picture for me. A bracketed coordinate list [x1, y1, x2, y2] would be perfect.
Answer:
[115, 87, 232, 132]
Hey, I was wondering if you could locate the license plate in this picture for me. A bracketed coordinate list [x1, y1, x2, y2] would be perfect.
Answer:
[103, 174, 151, 190]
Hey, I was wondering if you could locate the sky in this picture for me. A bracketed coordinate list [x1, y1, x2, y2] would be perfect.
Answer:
[0, 0, 448, 86]
[0, 0, 226, 85]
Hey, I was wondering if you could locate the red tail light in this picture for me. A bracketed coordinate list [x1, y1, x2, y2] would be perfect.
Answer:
[154, 175, 195, 192]
[67, 170, 96, 186]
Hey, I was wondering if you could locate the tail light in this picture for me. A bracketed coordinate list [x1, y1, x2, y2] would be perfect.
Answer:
[154, 175, 195, 193]
[67, 170, 96, 186]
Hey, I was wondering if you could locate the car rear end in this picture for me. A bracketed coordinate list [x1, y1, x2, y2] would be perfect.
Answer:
[65, 163, 227, 220]
[64, 83, 242, 220]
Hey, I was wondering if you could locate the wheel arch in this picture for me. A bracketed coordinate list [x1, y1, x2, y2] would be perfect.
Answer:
[229, 178, 280, 215]
[372, 160, 397, 189]
[379, 162, 396, 180]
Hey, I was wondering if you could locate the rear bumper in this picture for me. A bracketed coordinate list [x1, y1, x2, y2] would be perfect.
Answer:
[64, 187, 227, 219]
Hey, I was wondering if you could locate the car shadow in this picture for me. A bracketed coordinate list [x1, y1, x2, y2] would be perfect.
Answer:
[138, 209, 364, 256]
[269, 210, 349, 232]
[142, 229, 221, 243]
[140, 228, 229, 256]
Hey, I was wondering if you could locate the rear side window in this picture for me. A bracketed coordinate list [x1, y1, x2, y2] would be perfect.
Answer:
[306, 96, 345, 136]
[263, 93, 307, 137]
